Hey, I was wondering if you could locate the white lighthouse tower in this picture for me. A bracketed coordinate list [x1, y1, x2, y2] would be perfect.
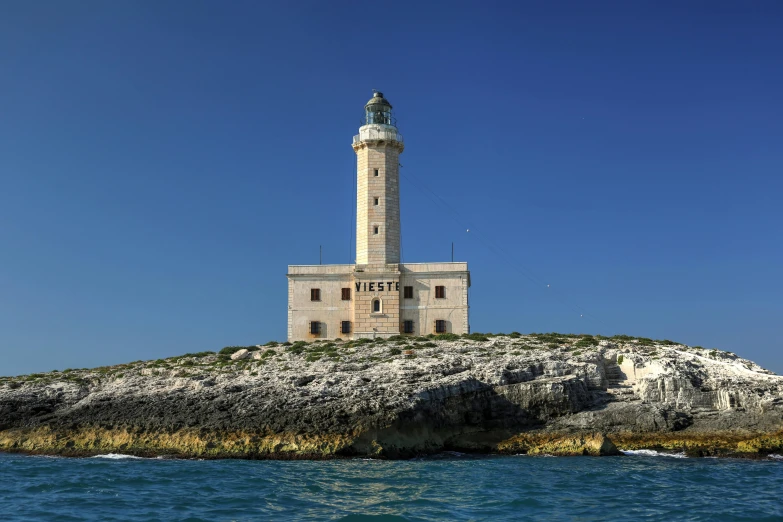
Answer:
[286, 92, 470, 341]
[353, 92, 403, 266]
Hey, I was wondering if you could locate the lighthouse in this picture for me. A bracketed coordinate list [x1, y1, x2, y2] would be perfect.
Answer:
[287, 92, 470, 341]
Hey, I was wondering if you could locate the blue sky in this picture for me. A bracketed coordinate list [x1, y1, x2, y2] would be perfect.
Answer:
[1, 1, 781, 376]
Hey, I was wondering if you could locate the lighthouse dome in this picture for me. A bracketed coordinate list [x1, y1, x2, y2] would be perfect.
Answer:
[364, 91, 394, 126]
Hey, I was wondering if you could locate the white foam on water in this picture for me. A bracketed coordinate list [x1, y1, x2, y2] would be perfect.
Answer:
[513, 454, 557, 457]
[90, 453, 147, 460]
[621, 449, 687, 458]
[768, 454, 783, 460]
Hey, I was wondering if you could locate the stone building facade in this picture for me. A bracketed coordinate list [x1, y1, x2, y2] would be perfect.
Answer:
[287, 92, 470, 341]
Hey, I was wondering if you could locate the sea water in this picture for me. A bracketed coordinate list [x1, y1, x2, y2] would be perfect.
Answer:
[1, 452, 781, 521]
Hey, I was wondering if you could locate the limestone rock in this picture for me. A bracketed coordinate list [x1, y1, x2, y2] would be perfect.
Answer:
[230, 349, 250, 361]
[0, 335, 781, 458]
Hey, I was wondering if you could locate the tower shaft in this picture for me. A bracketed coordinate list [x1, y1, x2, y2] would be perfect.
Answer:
[353, 136, 403, 265]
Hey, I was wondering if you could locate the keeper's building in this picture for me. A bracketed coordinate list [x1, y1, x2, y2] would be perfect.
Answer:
[287, 92, 470, 340]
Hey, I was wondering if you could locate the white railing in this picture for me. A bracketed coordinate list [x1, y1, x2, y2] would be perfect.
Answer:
[353, 127, 403, 144]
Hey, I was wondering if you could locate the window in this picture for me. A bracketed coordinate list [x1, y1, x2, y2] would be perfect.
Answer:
[341, 288, 351, 301]
[310, 321, 320, 335]
[403, 320, 414, 334]
[435, 320, 446, 333]
[374, 197, 379, 206]
[435, 286, 445, 299]
[311, 288, 321, 301]
[374, 169, 379, 176]
[373, 226, 379, 235]
[403, 286, 413, 299]
[341, 321, 351, 334]
[372, 299, 381, 313]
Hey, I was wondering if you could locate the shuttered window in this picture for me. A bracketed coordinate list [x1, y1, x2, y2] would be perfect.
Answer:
[435, 286, 445, 299]
[341, 321, 351, 334]
[404, 286, 413, 299]
[435, 320, 446, 333]
[311, 288, 321, 301]
[310, 321, 320, 335]
[341, 288, 351, 301]
[403, 320, 414, 334]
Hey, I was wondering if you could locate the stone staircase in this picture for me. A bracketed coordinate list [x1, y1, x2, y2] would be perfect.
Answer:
[603, 363, 639, 402]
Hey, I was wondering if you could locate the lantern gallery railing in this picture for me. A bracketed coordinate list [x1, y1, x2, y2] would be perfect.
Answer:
[353, 127, 404, 144]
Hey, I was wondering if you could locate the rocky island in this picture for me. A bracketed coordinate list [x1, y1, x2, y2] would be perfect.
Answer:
[1, 333, 782, 459]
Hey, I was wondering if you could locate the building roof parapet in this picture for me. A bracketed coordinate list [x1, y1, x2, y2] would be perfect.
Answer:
[400, 262, 469, 272]
[287, 264, 355, 276]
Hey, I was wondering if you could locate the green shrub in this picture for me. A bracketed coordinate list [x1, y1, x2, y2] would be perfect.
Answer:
[219, 346, 247, 356]
[305, 354, 321, 362]
[637, 338, 654, 346]
[547, 343, 559, 349]
[420, 342, 437, 348]
[434, 333, 460, 341]
[387, 335, 406, 342]
[389, 347, 402, 355]
[261, 349, 276, 358]
[373, 337, 386, 343]
[574, 336, 599, 348]
[182, 351, 214, 358]
[617, 355, 624, 364]
[531, 333, 567, 344]
[264, 341, 279, 347]
[611, 335, 636, 342]
[462, 333, 489, 342]
[572, 351, 582, 356]
[509, 332, 521, 338]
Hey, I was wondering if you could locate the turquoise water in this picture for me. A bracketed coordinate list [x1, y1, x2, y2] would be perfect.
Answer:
[1, 452, 782, 521]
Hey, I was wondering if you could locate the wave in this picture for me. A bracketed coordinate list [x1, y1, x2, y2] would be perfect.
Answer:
[621, 449, 687, 458]
[89, 454, 152, 460]
[768, 454, 783, 460]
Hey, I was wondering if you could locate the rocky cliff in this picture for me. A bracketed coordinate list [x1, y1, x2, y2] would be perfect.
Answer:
[1, 333, 782, 458]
